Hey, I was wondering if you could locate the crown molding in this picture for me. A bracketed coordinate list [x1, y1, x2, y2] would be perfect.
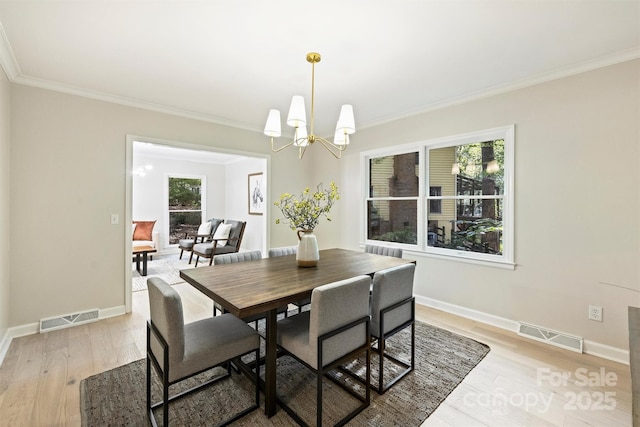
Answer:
[0, 21, 20, 80]
[13, 74, 263, 133]
[0, 19, 636, 135]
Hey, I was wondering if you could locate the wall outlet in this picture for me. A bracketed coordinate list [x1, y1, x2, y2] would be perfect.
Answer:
[588, 305, 603, 322]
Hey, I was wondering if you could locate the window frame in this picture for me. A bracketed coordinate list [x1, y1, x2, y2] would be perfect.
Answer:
[361, 125, 515, 269]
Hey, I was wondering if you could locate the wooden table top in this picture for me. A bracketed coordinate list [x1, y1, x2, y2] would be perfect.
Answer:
[132, 245, 157, 254]
[179, 248, 415, 318]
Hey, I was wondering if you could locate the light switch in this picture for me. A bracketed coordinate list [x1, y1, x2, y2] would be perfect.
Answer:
[111, 214, 119, 225]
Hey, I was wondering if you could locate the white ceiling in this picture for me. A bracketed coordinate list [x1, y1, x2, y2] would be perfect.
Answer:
[0, 1, 638, 138]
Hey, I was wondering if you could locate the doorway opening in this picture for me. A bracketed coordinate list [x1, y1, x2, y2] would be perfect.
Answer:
[126, 136, 269, 313]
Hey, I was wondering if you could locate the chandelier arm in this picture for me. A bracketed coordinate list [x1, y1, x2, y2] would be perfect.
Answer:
[315, 136, 345, 159]
[270, 137, 298, 153]
[298, 142, 310, 159]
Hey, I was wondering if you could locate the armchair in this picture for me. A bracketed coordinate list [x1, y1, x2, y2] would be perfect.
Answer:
[193, 220, 246, 267]
[177, 218, 223, 264]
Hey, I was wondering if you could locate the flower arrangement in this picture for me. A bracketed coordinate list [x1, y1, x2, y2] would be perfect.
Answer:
[274, 182, 339, 230]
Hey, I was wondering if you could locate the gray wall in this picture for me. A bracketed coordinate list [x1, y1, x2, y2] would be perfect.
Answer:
[8, 84, 311, 326]
[339, 60, 640, 352]
[2, 59, 639, 359]
[0, 68, 9, 345]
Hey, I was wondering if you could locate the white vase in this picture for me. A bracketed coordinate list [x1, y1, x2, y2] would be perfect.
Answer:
[296, 229, 319, 267]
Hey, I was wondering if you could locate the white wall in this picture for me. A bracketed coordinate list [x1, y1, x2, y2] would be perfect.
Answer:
[132, 152, 227, 251]
[225, 157, 267, 254]
[340, 60, 640, 352]
[0, 69, 10, 346]
[132, 152, 267, 254]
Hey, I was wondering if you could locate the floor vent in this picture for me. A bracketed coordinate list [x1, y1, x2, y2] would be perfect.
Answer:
[518, 322, 583, 353]
[40, 309, 99, 333]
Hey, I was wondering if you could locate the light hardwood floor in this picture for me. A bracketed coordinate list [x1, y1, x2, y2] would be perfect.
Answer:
[0, 283, 632, 426]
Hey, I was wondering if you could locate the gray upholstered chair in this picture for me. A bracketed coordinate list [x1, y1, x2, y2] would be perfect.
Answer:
[177, 218, 223, 264]
[267, 246, 297, 257]
[213, 250, 288, 323]
[370, 263, 416, 393]
[193, 220, 246, 267]
[276, 275, 371, 426]
[364, 244, 403, 258]
[213, 250, 262, 264]
[268, 246, 310, 314]
[146, 277, 260, 427]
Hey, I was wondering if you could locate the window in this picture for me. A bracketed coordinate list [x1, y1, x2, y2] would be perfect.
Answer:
[429, 186, 442, 214]
[363, 125, 514, 267]
[366, 152, 419, 244]
[167, 176, 205, 245]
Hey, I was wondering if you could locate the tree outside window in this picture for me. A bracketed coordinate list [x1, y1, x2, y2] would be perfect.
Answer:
[168, 177, 204, 244]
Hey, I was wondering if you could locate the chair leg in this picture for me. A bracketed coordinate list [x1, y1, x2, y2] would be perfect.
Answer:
[146, 356, 152, 424]
[188, 251, 194, 264]
[255, 348, 261, 407]
[317, 369, 323, 427]
[379, 336, 385, 393]
[194, 256, 199, 267]
[208, 256, 213, 266]
[163, 367, 169, 427]
[179, 249, 184, 260]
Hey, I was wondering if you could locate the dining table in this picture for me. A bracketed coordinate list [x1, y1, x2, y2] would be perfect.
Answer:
[179, 247, 415, 417]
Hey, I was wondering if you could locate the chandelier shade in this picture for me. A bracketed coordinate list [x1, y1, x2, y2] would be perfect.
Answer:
[263, 52, 355, 159]
[264, 109, 282, 138]
[287, 95, 307, 128]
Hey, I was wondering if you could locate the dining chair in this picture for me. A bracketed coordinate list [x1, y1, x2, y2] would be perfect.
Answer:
[213, 250, 289, 323]
[364, 244, 403, 258]
[268, 246, 310, 314]
[369, 263, 416, 393]
[146, 277, 260, 427]
[276, 275, 371, 427]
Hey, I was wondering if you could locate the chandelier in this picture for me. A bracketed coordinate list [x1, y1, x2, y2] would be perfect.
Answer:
[263, 52, 355, 159]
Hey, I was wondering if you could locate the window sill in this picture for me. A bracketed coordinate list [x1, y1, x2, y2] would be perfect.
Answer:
[404, 249, 516, 270]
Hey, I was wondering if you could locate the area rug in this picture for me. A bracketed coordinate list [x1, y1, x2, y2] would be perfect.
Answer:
[132, 255, 195, 292]
[80, 321, 489, 426]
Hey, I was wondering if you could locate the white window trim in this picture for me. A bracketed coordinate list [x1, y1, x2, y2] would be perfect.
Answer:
[361, 125, 515, 269]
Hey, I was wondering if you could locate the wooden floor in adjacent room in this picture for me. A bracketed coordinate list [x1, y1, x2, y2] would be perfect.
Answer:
[0, 282, 632, 426]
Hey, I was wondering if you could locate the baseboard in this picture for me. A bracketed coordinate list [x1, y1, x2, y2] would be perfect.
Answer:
[0, 305, 127, 366]
[0, 328, 12, 366]
[415, 295, 630, 365]
[415, 295, 520, 333]
[584, 339, 630, 365]
[100, 305, 127, 319]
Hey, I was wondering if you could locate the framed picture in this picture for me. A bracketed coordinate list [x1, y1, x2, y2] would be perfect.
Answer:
[248, 172, 264, 215]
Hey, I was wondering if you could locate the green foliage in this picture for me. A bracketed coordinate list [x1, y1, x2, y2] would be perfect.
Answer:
[375, 228, 417, 244]
[169, 178, 202, 210]
[446, 218, 502, 253]
[456, 139, 505, 189]
[274, 182, 339, 230]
